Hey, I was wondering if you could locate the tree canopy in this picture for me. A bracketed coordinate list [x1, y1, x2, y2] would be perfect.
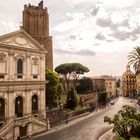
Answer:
[77, 77, 93, 93]
[104, 105, 140, 139]
[66, 87, 78, 110]
[98, 92, 107, 106]
[45, 69, 63, 108]
[128, 46, 140, 72]
[55, 62, 89, 92]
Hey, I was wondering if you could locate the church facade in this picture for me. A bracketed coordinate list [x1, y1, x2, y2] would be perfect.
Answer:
[121, 65, 136, 97]
[0, 1, 51, 139]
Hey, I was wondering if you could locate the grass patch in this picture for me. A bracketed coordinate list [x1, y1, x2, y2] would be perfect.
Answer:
[131, 138, 140, 140]
[117, 136, 140, 140]
[63, 108, 72, 114]
[60, 93, 87, 111]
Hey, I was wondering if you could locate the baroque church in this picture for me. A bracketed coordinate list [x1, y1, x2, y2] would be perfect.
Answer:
[0, 1, 52, 139]
[122, 65, 136, 97]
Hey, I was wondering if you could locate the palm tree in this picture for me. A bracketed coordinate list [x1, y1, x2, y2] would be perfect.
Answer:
[128, 46, 140, 73]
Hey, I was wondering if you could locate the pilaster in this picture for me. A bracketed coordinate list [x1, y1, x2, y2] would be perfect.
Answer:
[25, 52, 31, 81]
[8, 50, 15, 81]
[39, 87, 46, 118]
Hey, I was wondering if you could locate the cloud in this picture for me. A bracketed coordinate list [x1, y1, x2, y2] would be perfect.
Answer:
[110, 26, 140, 41]
[76, 49, 96, 56]
[54, 12, 86, 32]
[96, 16, 118, 30]
[54, 48, 96, 56]
[95, 9, 140, 41]
[69, 35, 76, 40]
[94, 43, 100, 46]
[0, 19, 19, 35]
[69, 34, 83, 40]
[90, 7, 100, 16]
[95, 33, 105, 40]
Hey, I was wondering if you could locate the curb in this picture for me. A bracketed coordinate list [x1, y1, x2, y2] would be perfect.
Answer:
[68, 111, 90, 121]
[98, 128, 116, 140]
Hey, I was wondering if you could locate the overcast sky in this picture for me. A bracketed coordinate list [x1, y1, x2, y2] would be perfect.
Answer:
[0, 0, 140, 76]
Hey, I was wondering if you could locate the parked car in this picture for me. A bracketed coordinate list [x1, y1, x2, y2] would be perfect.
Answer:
[110, 101, 114, 105]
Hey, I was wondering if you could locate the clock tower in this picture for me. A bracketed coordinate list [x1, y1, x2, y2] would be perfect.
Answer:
[22, 1, 53, 70]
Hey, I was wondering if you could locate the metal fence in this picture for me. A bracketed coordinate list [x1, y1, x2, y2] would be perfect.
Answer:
[46, 107, 91, 127]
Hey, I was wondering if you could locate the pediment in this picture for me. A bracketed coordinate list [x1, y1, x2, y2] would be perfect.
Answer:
[0, 29, 46, 51]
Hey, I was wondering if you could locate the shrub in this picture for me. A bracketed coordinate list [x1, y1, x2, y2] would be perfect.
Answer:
[66, 87, 78, 109]
[104, 105, 140, 139]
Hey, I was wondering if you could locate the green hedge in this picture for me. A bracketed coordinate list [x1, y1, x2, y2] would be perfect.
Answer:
[118, 137, 140, 140]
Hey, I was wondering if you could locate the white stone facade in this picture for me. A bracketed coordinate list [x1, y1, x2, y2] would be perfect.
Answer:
[0, 29, 48, 139]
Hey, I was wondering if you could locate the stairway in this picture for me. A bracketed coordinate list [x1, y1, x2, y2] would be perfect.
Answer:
[0, 121, 14, 138]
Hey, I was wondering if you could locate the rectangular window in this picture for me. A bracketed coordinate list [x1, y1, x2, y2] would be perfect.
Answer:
[17, 75, 22, 79]
[33, 75, 38, 79]
[0, 75, 4, 79]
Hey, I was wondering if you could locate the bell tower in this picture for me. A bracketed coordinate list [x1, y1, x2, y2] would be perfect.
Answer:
[22, 1, 53, 70]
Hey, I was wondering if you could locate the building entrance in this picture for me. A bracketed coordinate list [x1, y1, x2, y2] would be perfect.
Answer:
[19, 125, 27, 137]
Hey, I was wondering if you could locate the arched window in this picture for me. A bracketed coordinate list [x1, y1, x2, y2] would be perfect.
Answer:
[15, 96, 23, 117]
[32, 95, 38, 114]
[17, 59, 23, 74]
[0, 98, 5, 122]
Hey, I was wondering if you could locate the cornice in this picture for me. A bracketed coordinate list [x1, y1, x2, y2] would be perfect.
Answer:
[0, 81, 47, 86]
[0, 43, 47, 54]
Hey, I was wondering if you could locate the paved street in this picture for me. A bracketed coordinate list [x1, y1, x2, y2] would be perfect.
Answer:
[28, 97, 134, 140]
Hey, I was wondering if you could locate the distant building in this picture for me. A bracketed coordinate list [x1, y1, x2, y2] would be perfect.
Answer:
[101, 75, 116, 99]
[122, 65, 136, 97]
[91, 77, 106, 92]
[136, 63, 140, 95]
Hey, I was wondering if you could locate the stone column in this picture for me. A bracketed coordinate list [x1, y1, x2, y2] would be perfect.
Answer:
[25, 89, 31, 115]
[14, 126, 20, 140]
[27, 123, 32, 137]
[40, 54, 45, 81]
[39, 86, 46, 118]
[8, 90, 15, 122]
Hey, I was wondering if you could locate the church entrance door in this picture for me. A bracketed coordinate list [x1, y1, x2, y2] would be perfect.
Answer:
[19, 125, 27, 137]
[0, 98, 5, 127]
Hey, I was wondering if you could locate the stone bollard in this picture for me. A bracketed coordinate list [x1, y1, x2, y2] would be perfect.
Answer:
[46, 117, 50, 130]
[65, 114, 68, 124]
